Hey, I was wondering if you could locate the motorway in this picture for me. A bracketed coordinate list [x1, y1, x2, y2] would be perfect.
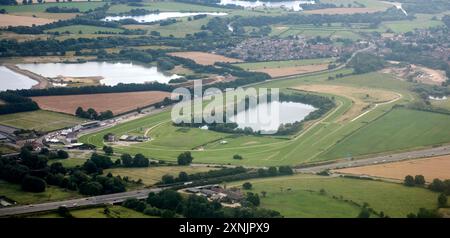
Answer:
[296, 144, 450, 173]
[0, 187, 162, 217]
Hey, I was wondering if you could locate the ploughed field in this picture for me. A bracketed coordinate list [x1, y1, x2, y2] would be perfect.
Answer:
[168, 51, 243, 66]
[335, 155, 450, 181]
[31, 91, 172, 115]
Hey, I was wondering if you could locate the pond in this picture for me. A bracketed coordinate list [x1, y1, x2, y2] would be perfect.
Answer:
[16, 62, 181, 86]
[229, 101, 316, 134]
[103, 12, 228, 23]
[218, 0, 315, 11]
[0, 66, 38, 91]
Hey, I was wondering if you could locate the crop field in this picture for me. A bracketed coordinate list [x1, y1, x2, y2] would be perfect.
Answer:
[0, 14, 55, 27]
[0, 180, 81, 205]
[0, 110, 86, 132]
[104, 166, 217, 186]
[46, 25, 125, 34]
[233, 58, 335, 71]
[124, 16, 210, 38]
[431, 98, 450, 111]
[303, 7, 380, 15]
[31, 91, 171, 115]
[335, 155, 450, 181]
[234, 58, 333, 77]
[229, 174, 439, 218]
[30, 206, 155, 218]
[0, 2, 106, 13]
[168, 51, 243, 65]
[270, 24, 365, 40]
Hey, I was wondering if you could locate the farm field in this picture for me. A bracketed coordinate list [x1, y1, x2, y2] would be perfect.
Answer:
[323, 108, 450, 160]
[0, 2, 106, 13]
[255, 64, 330, 77]
[229, 174, 439, 218]
[29, 206, 155, 218]
[0, 110, 86, 132]
[270, 24, 366, 40]
[31, 91, 172, 115]
[168, 51, 243, 65]
[0, 180, 81, 205]
[303, 7, 380, 15]
[380, 14, 444, 33]
[104, 166, 217, 186]
[0, 14, 55, 27]
[233, 58, 335, 70]
[335, 155, 450, 181]
[46, 25, 125, 34]
[431, 98, 450, 111]
[124, 16, 210, 38]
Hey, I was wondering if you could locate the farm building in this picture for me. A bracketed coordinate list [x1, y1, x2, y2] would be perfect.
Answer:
[81, 121, 100, 129]
[183, 185, 244, 205]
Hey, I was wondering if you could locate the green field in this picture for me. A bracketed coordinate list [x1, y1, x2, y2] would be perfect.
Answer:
[270, 24, 365, 40]
[431, 98, 450, 111]
[0, 2, 105, 13]
[105, 166, 216, 185]
[46, 25, 125, 34]
[107, 2, 226, 14]
[380, 14, 444, 33]
[0, 180, 81, 205]
[230, 174, 439, 218]
[0, 110, 86, 132]
[29, 205, 155, 218]
[233, 58, 334, 71]
[323, 108, 450, 159]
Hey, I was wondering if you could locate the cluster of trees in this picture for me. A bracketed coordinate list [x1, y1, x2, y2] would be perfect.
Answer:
[15, 82, 173, 97]
[45, 6, 80, 13]
[402, 0, 450, 14]
[0, 91, 39, 115]
[177, 151, 193, 165]
[348, 52, 385, 74]
[123, 189, 282, 218]
[75, 107, 113, 120]
[120, 153, 150, 168]
[403, 175, 426, 187]
[0, 145, 125, 195]
[0, 0, 17, 4]
[160, 166, 248, 185]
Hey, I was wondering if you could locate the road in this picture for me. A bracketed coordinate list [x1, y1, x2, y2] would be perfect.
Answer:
[0, 187, 163, 217]
[296, 144, 450, 173]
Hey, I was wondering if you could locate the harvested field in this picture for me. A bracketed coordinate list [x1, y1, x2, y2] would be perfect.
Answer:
[254, 64, 329, 77]
[168, 51, 243, 65]
[0, 14, 55, 27]
[303, 8, 380, 15]
[334, 155, 450, 181]
[293, 84, 399, 122]
[31, 91, 172, 115]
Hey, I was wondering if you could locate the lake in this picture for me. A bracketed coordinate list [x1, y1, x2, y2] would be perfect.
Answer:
[103, 12, 228, 23]
[16, 62, 181, 86]
[229, 101, 316, 134]
[0, 66, 38, 91]
[218, 0, 315, 11]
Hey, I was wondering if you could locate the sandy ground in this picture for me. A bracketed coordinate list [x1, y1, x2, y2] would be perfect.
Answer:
[303, 7, 381, 15]
[382, 64, 447, 85]
[254, 64, 329, 77]
[293, 84, 399, 122]
[168, 51, 243, 65]
[31, 91, 172, 115]
[0, 14, 55, 27]
[334, 155, 450, 181]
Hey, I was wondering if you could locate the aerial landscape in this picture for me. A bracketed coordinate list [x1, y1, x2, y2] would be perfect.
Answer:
[0, 0, 449, 222]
